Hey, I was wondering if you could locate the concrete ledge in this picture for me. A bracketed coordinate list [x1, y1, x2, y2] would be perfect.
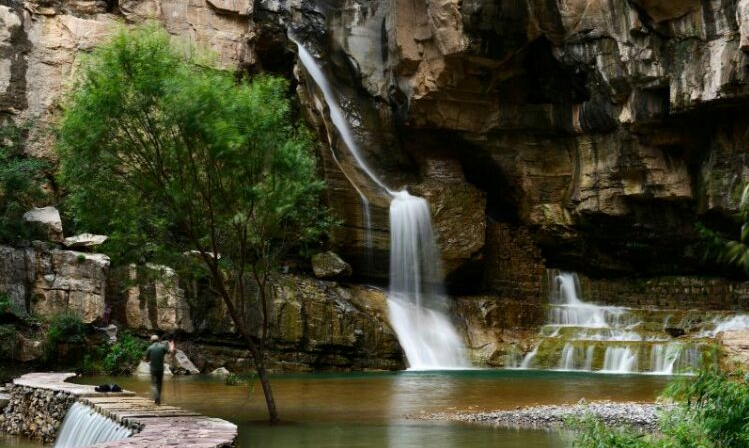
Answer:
[3, 373, 237, 448]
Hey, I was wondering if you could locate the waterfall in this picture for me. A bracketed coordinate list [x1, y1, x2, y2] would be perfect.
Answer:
[291, 36, 470, 369]
[388, 191, 470, 369]
[517, 270, 706, 374]
[601, 347, 638, 373]
[54, 402, 132, 448]
[291, 35, 388, 254]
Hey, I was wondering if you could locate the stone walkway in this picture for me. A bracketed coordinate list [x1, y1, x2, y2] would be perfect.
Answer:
[12, 373, 237, 448]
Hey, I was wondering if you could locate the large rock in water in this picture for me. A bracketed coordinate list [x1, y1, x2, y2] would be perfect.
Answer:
[135, 361, 173, 376]
[169, 350, 200, 375]
[311, 251, 352, 278]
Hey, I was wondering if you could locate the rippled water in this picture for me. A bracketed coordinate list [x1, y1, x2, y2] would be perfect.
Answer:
[62, 370, 670, 448]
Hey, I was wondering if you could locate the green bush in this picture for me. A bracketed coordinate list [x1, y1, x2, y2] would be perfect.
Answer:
[0, 122, 50, 243]
[574, 368, 749, 448]
[45, 312, 87, 362]
[101, 332, 147, 375]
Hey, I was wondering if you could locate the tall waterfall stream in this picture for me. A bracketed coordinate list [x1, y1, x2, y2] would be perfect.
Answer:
[292, 37, 470, 369]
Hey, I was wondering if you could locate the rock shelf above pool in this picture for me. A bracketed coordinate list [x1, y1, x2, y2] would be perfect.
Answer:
[1, 373, 237, 447]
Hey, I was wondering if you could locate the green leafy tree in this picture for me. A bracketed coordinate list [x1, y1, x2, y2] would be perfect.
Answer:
[57, 25, 332, 423]
[0, 122, 49, 242]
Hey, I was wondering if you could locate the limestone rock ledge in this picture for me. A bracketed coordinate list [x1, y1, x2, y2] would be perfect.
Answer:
[0, 243, 109, 324]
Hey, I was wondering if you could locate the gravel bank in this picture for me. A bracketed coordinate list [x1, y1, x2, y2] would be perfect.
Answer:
[410, 401, 671, 431]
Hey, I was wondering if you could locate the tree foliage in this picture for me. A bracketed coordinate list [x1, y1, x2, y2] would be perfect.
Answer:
[58, 25, 330, 269]
[57, 25, 334, 422]
[0, 122, 49, 242]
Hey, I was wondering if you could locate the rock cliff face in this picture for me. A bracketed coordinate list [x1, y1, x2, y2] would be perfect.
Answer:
[10, 0, 749, 281]
[7, 0, 749, 368]
[276, 0, 749, 279]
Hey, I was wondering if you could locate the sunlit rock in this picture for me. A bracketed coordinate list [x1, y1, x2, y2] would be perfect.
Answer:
[23, 207, 63, 242]
[62, 233, 108, 249]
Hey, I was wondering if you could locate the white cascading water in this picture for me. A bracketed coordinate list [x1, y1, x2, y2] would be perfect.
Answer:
[53, 402, 132, 448]
[291, 36, 470, 369]
[518, 270, 704, 374]
[388, 191, 470, 369]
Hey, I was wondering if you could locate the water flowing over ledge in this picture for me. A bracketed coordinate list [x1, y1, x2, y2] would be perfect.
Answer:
[2, 373, 237, 448]
[291, 36, 470, 370]
[515, 271, 711, 374]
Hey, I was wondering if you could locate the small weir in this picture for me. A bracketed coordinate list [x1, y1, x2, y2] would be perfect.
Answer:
[3, 373, 236, 448]
[54, 403, 131, 448]
[516, 271, 722, 374]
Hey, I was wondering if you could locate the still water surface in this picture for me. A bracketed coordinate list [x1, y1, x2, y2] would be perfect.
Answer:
[2, 370, 671, 448]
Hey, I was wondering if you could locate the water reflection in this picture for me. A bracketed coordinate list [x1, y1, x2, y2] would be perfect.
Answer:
[72, 370, 668, 448]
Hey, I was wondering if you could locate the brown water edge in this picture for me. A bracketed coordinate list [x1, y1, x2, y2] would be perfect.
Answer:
[75, 370, 670, 422]
[57, 369, 671, 448]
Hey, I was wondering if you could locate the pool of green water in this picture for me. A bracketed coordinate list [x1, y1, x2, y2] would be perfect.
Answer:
[2, 369, 672, 448]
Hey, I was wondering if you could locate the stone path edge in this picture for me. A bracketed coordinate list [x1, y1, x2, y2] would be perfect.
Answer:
[10, 373, 237, 448]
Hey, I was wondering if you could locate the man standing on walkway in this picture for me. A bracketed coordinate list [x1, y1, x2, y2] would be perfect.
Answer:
[144, 335, 175, 405]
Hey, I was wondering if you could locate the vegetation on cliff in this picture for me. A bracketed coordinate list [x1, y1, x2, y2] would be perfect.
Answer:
[56, 25, 333, 423]
[0, 122, 49, 243]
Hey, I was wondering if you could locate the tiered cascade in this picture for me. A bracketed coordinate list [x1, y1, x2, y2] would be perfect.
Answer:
[517, 271, 711, 374]
[53, 403, 132, 448]
[291, 37, 470, 369]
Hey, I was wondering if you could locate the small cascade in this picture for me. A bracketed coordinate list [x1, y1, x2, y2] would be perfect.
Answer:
[291, 36, 470, 369]
[518, 270, 710, 375]
[54, 402, 132, 448]
[602, 347, 638, 373]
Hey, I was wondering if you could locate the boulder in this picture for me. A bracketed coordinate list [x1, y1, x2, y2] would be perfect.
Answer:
[209, 367, 231, 377]
[311, 251, 352, 278]
[23, 207, 63, 242]
[135, 361, 173, 376]
[169, 349, 200, 375]
[62, 234, 108, 249]
[0, 392, 8, 411]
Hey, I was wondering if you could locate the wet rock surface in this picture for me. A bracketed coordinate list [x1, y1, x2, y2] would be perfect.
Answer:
[414, 401, 670, 432]
[311, 251, 352, 278]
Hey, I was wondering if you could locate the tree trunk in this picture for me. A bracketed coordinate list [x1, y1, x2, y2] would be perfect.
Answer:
[215, 284, 279, 423]
[244, 338, 279, 424]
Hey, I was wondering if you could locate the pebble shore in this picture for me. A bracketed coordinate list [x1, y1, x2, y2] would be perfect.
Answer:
[411, 401, 671, 431]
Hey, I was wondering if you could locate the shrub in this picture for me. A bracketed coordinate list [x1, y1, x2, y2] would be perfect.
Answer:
[45, 312, 87, 363]
[0, 121, 50, 243]
[102, 332, 147, 375]
[574, 368, 749, 448]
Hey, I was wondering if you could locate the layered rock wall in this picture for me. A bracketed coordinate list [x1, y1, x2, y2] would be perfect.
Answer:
[0, 243, 109, 323]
